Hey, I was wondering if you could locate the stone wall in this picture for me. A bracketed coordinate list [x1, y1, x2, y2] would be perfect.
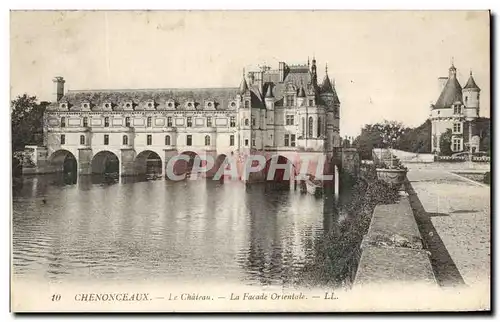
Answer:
[354, 194, 437, 287]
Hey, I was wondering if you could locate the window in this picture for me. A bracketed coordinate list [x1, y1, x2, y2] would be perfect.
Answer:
[230, 116, 236, 127]
[123, 135, 128, 145]
[147, 117, 152, 127]
[187, 135, 192, 146]
[452, 138, 461, 152]
[60, 134, 66, 145]
[309, 99, 314, 106]
[252, 117, 256, 126]
[244, 101, 250, 108]
[245, 118, 249, 126]
[61, 117, 66, 128]
[125, 117, 131, 127]
[286, 115, 294, 125]
[453, 105, 462, 115]
[167, 117, 172, 127]
[165, 135, 171, 145]
[104, 117, 110, 127]
[207, 117, 212, 127]
[453, 123, 462, 133]
[205, 135, 211, 146]
[230, 135, 235, 146]
[245, 139, 249, 146]
[83, 117, 88, 127]
[284, 134, 290, 147]
[302, 118, 305, 136]
[317, 117, 322, 137]
[187, 117, 192, 127]
[286, 95, 295, 106]
[465, 96, 468, 104]
[252, 139, 256, 147]
[104, 134, 109, 145]
[308, 117, 313, 137]
[80, 135, 85, 145]
[147, 134, 152, 145]
[291, 134, 296, 147]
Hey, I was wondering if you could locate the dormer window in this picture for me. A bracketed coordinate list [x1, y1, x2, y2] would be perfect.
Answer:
[59, 102, 68, 109]
[168, 102, 173, 108]
[82, 102, 90, 109]
[103, 102, 112, 110]
[205, 101, 216, 110]
[125, 102, 132, 109]
[188, 102, 193, 108]
[186, 101, 196, 110]
[146, 100, 155, 109]
[230, 101, 236, 108]
[244, 101, 250, 108]
[453, 105, 462, 115]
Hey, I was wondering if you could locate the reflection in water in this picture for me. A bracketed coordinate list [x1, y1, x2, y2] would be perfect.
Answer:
[13, 175, 351, 286]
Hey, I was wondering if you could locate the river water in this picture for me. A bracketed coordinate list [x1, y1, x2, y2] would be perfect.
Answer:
[12, 174, 348, 287]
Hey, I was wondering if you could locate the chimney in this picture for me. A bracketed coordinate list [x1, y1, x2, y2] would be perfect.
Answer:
[438, 77, 448, 93]
[52, 76, 65, 102]
[279, 62, 286, 82]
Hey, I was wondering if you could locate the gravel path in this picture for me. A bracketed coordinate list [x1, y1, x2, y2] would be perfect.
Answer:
[406, 167, 490, 287]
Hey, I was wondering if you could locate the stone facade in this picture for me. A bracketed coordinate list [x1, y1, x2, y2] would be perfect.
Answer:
[37, 58, 343, 177]
[430, 64, 481, 154]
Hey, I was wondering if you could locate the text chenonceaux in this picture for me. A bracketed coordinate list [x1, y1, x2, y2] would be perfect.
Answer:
[73, 292, 337, 302]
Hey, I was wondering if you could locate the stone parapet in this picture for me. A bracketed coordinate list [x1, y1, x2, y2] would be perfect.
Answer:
[354, 195, 437, 287]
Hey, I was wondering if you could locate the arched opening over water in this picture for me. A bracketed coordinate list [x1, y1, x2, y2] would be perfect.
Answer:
[172, 151, 199, 179]
[48, 149, 78, 184]
[135, 150, 163, 176]
[91, 151, 120, 175]
[262, 155, 296, 190]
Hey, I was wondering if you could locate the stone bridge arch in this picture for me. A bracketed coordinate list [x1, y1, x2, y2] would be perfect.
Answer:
[135, 150, 163, 175]
[48, 149, 78, 174]
[91, 150, 120, 175]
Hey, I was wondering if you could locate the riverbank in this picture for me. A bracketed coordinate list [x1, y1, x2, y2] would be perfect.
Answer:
[300, 164, 400, 288]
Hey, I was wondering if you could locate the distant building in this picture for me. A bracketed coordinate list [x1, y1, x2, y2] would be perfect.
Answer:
[429, 63, 481, 153]
[31, 58, 343, 176]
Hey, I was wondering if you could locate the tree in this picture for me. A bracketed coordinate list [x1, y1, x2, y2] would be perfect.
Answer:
[439, 129, 453, 156]
[397, 119, 431, 153]
[352, 124, 384, 160]
[473, 117, 491, 155]
[11, 94, 49, 152]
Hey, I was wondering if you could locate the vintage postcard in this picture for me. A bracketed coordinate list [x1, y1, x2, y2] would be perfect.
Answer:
[10, 10, 491, 312]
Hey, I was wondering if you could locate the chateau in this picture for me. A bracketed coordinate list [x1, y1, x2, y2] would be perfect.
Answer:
[28, 58, 342, 177]
[430, 63, 481, 153]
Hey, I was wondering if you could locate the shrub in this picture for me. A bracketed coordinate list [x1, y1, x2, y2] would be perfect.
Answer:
[484, 172, 490, 184]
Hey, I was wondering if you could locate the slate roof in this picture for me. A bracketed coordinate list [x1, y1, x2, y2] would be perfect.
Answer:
[50, 61, 341, 111]
[54, 87, 239, 111]
[464, 73, 480, 90]
[434, 75, 463, 109]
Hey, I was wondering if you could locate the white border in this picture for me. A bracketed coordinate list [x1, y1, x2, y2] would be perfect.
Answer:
[3, 2, 498, 321]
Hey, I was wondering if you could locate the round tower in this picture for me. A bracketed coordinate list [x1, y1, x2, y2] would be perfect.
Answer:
[463, 70, 480, 118]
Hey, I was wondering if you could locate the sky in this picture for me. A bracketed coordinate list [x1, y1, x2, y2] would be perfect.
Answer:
[10, 10, 490, 137]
